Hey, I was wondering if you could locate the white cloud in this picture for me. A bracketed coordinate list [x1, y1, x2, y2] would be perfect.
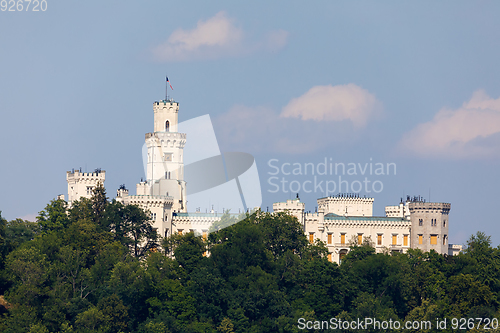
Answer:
[152, 12, 288, 62]
[399, 90, 500, 158]
[19, 213, 37, 222]
[214, 101, 366, 155]
[280, 84, 381, 128]
[264, 29, 289, 53]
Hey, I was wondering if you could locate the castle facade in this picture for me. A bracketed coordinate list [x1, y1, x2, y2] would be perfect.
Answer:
[274, 195, 462, 263]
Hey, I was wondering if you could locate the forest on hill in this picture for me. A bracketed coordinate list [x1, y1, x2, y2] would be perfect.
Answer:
[0, 185, 499, 332]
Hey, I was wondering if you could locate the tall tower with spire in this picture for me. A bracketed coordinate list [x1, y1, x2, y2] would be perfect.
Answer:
[144, 99, 187, 212]
[114, 94, 188, 239]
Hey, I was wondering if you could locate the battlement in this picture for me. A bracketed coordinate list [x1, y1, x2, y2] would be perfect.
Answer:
[66, 169, 106, 180]
[317, 194, 374, 217]
[153, 100, 179, 115]
[152, 99, 180, 133]
[117, 185, 129, 198]
[154, 99, 179, 107]
[273, 199, 305, 212]
[66, 168, 106, 206]
[145, 132, 187, 140]
[408, 202, 451, 213]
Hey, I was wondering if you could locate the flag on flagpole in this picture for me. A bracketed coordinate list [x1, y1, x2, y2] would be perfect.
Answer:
[166, 76, 173, 90]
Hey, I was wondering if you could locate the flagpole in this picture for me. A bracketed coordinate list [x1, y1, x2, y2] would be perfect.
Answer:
[165, 75, 168, 101]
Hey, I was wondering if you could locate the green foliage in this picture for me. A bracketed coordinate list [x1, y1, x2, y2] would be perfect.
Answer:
[3, 199, 500, 332]
[92, 181, 108, 227]
[209, 210, 239, 233]
[5, 247, 48, 306]
[0, 211, 6, 258]
[105, 201, 159, 258]
[4, 218, 40, 253]
[37, 199, 69, 233]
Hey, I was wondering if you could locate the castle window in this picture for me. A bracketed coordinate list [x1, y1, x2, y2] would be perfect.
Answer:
[418, 234, 423, 245]
[309, 233, 314, 244]
[86, 186, 93, 195]
[327, 233, 332, 245]
[392, 235, 397, 245]
[166, 120, 170, 132]
[341, 233, 346, 245]
[357, 234, 363, 245]
[377, 234, 382, 245]
[419, 219, 423, 226]
[328, 253, 332, 262]
[339, 250, 348, 264]
[202, 231, 207, 241]
[403, 235, 408, 246]
[178, 229, 183, 235]
[430, 235, 437, 245]
[443, 220, 446, 227]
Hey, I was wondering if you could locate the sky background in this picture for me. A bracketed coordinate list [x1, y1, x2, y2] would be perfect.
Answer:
[1, 1, 500, 246]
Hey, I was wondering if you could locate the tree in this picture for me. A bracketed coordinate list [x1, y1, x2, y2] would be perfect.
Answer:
[97, 294, 129, 333]
[5, 247, 48, 307]
[462, 232, 500, 294]
[75, 306, 105, 332]
[37, 199, 69, 233]
[172, 232, 205, 274]
[123, 205, 159, 257]
[217, 318, 234, 333]
[68, 198, 93, 225]
[92, 181, 108, 228]
[209, 210, 237, 233]
[0, 211, 6, 256]
[3, 218, 40, 254]
[256, 211, 308, 259]
[0, 211, 7, 275]
[105, 202, 159, 258]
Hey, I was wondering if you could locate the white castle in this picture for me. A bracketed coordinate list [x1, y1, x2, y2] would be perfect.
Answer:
[64, 95, 462, 263]
[274, 194, 461, 263]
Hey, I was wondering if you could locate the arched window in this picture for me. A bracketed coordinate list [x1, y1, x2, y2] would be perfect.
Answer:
[166, 120, 170, 132]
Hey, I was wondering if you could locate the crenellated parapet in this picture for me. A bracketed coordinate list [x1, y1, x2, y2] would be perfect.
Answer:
[317, 194, 374, 216]
[145, 132, 186, 148]
[153, 99, 179, 133]
[408, 202, 451, 214]
[66, 168, 106, 206]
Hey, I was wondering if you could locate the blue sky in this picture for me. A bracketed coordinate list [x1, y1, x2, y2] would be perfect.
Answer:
[1, 1, 500, 246]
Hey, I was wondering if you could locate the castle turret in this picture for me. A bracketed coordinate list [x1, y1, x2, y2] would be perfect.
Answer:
[66, 168, 105, 207]
[144, 99, 187, 212]
[153, 100, 179, 133]
[273, 198, 305, 225]
[409, 200, 450, 254]
[317, 194, 374, 216]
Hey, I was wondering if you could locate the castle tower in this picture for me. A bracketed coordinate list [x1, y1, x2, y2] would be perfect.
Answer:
[408, 200, 450, 254]
[66, 169, 106, 207]
[273, 198, 305, 225]
[317, 194, 374, 217]
[145, 100, 187, 212]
